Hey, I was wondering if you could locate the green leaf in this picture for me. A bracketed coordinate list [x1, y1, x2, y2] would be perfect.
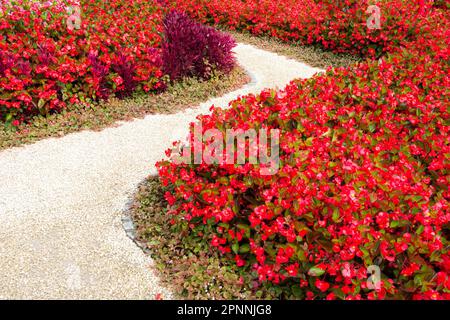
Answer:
[237, 223, 250, 238]
[331, 288, 345, 300]
[291, 285, 303, 298]
[390, 220, 400, 228]
[296, 248, 306, 262]
[416, 225, 425, 235]
[305, 137, 314, 146]
[5, 113, 13, 122]
[360, 246, 369, 258]
[239, 244, 250, 254]
[38, 98, 46, 109]
[232, 243, 239, 254]
[332, 208, 341, 223]
[308, 265, 326, 277]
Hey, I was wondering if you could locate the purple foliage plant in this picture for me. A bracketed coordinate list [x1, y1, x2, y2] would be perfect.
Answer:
[162, 10, 236, 81]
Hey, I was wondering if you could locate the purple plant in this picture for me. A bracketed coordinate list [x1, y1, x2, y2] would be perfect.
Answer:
[147, 47, 163, 69]
[88, 53, 110, 100]
[16, 59, 32, 77]
[112, 52, 137, 99]
[37, 44, 55, 66]
[0, 50, 14, 76]
[162, 10, 236, 81]
[203, 26, 237, 75]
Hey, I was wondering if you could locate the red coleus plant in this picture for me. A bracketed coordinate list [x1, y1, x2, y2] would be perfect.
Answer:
[161, 10, 236, 81]
[157, 2, 449, 299]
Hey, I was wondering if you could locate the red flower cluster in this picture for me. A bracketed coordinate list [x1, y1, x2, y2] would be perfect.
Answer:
[0, 0, 165, 123]
[157, 3, 450, 299]
[169, 0, 436, 57]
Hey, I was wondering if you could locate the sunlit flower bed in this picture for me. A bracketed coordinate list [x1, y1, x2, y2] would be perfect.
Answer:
[0, 0, 167, 124]
[0, 1, 236, 125]
[158, 1, 450, 299]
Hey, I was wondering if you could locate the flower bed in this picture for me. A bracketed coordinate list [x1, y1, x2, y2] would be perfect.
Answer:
[0, 1, 235, 125]
[157, 2, 450, 300]
[0, 0, 165, 124]
[169, 0, 437, 57]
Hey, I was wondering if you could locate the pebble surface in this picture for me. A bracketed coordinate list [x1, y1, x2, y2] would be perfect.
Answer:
[0, 43, 323, 299]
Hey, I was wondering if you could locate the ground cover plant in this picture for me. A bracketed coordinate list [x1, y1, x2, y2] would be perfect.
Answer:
[168, 0, 446, 58]
[155, 1, 450, 300]
[0, 0, 236, 126]
[0, 0, 165, 124]
[130, 176, 257, 299]
[0, 67, 249, 150]
[130, 32, 365, 300]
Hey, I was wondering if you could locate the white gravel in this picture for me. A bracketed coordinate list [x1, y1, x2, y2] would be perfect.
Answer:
[0, 43, 323, 300]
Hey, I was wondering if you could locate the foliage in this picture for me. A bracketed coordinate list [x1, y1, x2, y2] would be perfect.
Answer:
[157, 2, 450, 300]
[0, 67, 249, 150]
[130, 176, 258, 300]
[162, 10, 236, 81]
[169, 0, 437, 57]
[0, 1, 237, 125]
[0, 0, 165, 124]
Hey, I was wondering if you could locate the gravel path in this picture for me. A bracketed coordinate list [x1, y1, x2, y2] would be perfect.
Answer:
[0, 43, 323, 299]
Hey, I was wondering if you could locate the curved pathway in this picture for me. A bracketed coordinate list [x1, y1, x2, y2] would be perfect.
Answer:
[0, 43, 323, 299]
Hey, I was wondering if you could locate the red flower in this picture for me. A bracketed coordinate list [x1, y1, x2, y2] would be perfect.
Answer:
[285, 263, 299, 277]
[315, 279, 330, 293]
[113, 76, 124, 86]
[401, 263, 420, 277]
[235, 255, 245, 267]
